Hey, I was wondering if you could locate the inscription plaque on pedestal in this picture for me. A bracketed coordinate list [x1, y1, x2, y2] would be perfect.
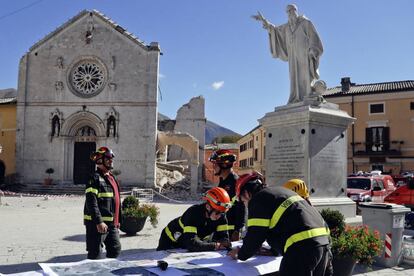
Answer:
[267, 126, 305, 184]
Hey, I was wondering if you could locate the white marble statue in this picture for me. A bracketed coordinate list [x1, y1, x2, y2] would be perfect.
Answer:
[253, 4, 323, 104]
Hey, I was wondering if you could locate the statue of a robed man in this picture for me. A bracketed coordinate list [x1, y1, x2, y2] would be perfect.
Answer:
[253, 4, 323, 104]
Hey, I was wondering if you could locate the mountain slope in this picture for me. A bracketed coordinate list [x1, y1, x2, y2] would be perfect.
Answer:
[205, 120, 240, 144]
[158, 113, 239, 144]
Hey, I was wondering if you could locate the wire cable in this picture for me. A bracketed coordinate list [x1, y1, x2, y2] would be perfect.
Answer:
[0, 0, 44, 21]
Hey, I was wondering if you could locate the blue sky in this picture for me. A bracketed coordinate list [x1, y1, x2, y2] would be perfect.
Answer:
[1, 0, 413, 135]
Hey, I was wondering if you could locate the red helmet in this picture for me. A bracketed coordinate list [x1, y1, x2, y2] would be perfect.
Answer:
[202, 187, 231, 213]
[236, 171, 265, 199]
[209, 149, 237, 168]
[90, 146, 114, 164]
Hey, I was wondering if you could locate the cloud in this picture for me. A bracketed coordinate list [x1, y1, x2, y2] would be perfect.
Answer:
[159, 73, 166, 79]
[211, 81, 224, 90]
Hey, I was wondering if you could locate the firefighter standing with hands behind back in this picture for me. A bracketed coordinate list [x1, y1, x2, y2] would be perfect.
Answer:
[84, 147, 122, 259]
[228, 171, 332, 276]
[209, 149, 245, 241]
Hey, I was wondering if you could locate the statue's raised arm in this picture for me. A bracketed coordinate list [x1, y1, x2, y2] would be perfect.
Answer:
[251, 11, 272, 30]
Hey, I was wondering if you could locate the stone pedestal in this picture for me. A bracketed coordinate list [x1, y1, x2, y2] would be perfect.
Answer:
[259, 99, 357, 217]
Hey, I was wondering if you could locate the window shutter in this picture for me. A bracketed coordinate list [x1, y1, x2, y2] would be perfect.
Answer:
[366, 128, 373, 152]
[383, 127, 390, 151]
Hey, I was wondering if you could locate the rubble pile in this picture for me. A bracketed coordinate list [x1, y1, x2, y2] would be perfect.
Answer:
[156, 167, 195, 200]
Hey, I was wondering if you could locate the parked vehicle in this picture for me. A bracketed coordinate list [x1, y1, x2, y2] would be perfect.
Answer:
[391, 175, 409, 187]
[347, 176, 394, 203]
[384, 179, 414, 209]
[370, 170, 382, 176]
[402, 172, 414, 178]
[378, 174, 397, 194]
[405, 212, 414, 229]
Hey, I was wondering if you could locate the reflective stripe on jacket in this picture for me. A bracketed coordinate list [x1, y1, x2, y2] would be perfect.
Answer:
[83, 170, 121, 225]
[162, 203, 230, 251]
[238, 187, 330, 261]
[218, 172, 245, 232]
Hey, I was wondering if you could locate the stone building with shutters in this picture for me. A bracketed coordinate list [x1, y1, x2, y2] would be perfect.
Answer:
[324, 78, 414, 174]
[16, 10, 160, 187]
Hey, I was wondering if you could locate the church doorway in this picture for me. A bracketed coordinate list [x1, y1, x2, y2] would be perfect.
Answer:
[0, 161, 5, 184]
[73, 126, 96, 185]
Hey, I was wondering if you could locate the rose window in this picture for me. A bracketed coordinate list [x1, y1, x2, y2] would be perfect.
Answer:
[69, 59, 107, 97]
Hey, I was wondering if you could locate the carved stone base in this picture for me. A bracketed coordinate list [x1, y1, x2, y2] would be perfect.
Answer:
[259, 102, 356, 219]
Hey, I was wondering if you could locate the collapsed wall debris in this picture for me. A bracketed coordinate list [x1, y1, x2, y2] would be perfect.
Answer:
[155, 165, 197, 200]
[157, 131, 199, 195]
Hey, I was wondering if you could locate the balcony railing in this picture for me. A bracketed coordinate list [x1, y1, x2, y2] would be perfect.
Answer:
[351, 141, 403, 157]
[354, 149, 401, 156]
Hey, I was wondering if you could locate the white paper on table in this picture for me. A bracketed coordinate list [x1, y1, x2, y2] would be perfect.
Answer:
[190, 254, 281, 276]
[163, 251, 223, 265]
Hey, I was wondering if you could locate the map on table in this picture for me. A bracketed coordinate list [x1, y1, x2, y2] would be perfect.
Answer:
[37, 250, 281, 276]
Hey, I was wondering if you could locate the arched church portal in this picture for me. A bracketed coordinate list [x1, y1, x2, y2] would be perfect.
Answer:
[0, 160, 5, 184]
[73, 126, 96, 184]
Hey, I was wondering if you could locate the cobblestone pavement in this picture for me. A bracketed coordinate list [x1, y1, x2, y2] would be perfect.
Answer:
[1, 196, 414, 275]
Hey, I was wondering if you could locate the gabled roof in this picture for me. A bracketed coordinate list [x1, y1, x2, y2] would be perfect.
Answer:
[241, 124, 263, 138]
[324, 80, 414, 97]
[29, 10, 159, 53]
[0, 88, 17, 104]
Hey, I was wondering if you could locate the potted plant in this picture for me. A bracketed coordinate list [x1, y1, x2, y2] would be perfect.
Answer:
[120, 195, 159, 236]
[44, 168, 54, 185]
[112, 169, 121, 176]
[112, 169, 121, 184]
[321, 209, 383, 276]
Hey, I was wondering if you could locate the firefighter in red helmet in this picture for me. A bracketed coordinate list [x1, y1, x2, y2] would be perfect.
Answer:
[157, 187, 232, 252]
[209, 149, 245, 241]
[228, 171, 332, 276]
[84, 146, 121, 259]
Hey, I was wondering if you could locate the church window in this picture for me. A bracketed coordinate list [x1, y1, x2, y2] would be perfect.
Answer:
[69, 59, 107, 97]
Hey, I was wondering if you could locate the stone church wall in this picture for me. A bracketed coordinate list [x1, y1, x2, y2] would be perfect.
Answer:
[16, 11, 160, 187]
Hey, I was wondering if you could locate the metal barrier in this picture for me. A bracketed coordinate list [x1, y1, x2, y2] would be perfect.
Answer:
[131, 188, 154, 202]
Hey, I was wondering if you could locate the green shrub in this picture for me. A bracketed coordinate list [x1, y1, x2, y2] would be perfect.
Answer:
[122, 195, 139, 210]
[112, 170, 121, 176]
[45, 168, 54, 178]
[320, 208, 383, 266]
[121, 196, 159, 228]
[320, 208, 345, 239]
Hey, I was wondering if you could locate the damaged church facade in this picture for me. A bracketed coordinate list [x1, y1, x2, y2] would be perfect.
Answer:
[16, 10, 160, 187]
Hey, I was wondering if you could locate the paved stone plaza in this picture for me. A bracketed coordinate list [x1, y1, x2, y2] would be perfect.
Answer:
[1, 196, 414, 275]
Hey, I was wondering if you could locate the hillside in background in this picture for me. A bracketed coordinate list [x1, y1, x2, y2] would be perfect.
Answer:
[158, 113, 240, 144]
[205, 120, 240, 144]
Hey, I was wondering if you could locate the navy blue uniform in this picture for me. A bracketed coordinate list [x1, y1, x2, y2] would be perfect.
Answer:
[157, 204, 230, 252]
[239, 187, 332, 276]
[218, 172, 245, 236]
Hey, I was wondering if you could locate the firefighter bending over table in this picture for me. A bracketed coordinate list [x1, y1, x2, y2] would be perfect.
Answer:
[228, 171, 332, 276]
[209, 149, 245, 241]
[157, 187, 232, 252]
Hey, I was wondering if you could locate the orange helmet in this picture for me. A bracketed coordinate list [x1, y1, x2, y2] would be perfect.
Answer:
[90, 146, 114, 164]
[209, 149, 237, 169]
[202, 187, 231, 213]
[236, 171, 265, 199]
